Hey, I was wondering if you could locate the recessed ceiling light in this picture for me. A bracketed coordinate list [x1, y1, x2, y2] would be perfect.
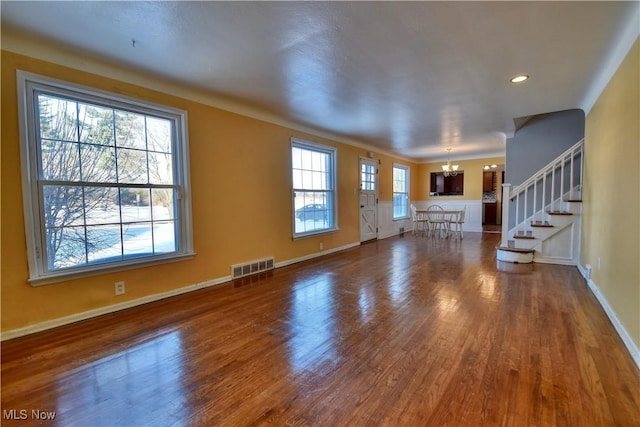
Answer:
[510, 74, 529, 83]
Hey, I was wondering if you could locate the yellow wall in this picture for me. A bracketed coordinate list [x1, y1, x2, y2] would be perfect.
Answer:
[416, 157, 505, 201]
[1, 50, 419, 332]
[582, 38, 639, 347]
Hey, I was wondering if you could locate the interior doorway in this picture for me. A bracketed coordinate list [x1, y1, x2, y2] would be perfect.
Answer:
[481, 164, 505, 232]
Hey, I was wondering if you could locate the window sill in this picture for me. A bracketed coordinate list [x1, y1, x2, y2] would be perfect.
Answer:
[28, 252, 196, 286]
[292, 227, 340, 240]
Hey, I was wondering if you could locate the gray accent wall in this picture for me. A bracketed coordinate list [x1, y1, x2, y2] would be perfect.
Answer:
[506, 109, 585, 187]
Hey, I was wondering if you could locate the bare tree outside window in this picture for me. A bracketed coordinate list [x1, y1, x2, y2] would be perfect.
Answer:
[37, 93, 177, 270]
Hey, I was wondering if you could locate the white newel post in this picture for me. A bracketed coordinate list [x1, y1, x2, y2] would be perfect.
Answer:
[501, 183, 511, 247]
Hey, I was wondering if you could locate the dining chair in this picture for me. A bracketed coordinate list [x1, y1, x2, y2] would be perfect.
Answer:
[448, 206, 465, 239]
[410, 204, 428, 236]
[426, 205, 448, 238]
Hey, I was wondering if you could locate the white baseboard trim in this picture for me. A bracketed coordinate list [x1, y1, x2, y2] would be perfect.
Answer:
[534, 256, 576, 266]
[2, 241, 361, 342]
[0, 275, 231, 342]
[577, 264, 640, 370]
[275, 242, 360, 269]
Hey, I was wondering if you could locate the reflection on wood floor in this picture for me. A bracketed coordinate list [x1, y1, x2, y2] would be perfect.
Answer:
[2, 232, 639, 426]
[483, 223, 502, 233]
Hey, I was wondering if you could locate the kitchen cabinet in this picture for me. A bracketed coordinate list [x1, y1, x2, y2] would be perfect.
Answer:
[434, 174, 444, 193]
[483, 172, 495, 192]
[444, 174, 463, 194]
[484, 202, 497, 224]
[430, 172, 464, 195]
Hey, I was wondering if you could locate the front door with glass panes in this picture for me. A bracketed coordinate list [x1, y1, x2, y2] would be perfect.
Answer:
[359, 158, 378, 242]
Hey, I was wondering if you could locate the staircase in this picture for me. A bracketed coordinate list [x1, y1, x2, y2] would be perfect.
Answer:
[497, 139, 584, 264]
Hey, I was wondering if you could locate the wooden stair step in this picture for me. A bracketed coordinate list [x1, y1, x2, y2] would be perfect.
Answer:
[514, 235, 535, 239]
[531, 221, 553, 227]
[547, 211, 573, 215]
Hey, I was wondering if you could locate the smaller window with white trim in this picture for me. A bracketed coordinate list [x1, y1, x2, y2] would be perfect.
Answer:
[291, 139, 337, 237]
[393, 164, 410, 219]
[18, 72, 194, 285]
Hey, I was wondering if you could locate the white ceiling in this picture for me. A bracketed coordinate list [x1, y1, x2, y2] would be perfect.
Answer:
[2, 1, 638, 162]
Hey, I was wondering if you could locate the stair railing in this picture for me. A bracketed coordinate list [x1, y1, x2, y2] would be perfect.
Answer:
[501, 139, 584, 247]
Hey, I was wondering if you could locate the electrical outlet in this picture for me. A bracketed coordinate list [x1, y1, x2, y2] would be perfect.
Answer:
[597, 257, 601, 270]
[319, 242, 324, 250]
[115, 281, 125, 295]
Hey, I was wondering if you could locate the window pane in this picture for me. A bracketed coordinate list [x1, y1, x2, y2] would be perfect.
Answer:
[312, 171, 325, 190]
[120, 188, 152, 222]
[117, 148, 148, 184]
[148, 152, 173, 185]
[393, 167, 406, 193]
[80, 144, 117, 182]
[86, 224, 123, 264]
[292, 149, 332, 188]
[122, 222, 153, 257]
[47, 226, 87, 269]
[84, 187, 120, 225]
[78, 103, 114, 146]
[41, 140, 81, 181]
[43, 185, 85, 227]
[361, 163, 376, 191]
[311, 152, 324, 171]
[301, 150, 312, 170]
[38, 94, 78, 142]
[301, 170, 312, 188]
[294, 191, 333, 234]
[153, 221, 176, 253]
[292, 147, 302, 169]
[292, 169, 303, 189]
[393, 193, 409, 218]
[146, 116, 172, 153]
[115, 111, 146, 149]
[151, 189, 175, 220]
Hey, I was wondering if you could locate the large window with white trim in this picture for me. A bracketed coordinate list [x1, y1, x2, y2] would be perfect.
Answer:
[18, 72, 193, 285]
[393, 164, 410, 219]
[291, 139, 337, 237]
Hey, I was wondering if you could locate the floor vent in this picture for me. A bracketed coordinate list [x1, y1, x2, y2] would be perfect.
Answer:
[231, 257, 275, 279]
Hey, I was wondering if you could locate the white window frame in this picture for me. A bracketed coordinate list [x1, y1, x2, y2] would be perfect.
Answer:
[17, 71, 194, 285]
[291, 138, 338, 238]
[392, 163, 410, 220]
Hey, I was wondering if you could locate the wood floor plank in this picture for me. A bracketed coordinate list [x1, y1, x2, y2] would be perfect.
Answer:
[1, 232, 639, 426]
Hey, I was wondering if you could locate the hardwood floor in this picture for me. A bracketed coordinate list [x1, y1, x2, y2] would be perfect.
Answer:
[482, 224, 502, 233]
[2, 233, 639, 426]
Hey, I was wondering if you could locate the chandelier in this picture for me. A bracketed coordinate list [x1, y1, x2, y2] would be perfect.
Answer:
[441, 148, 459, 177]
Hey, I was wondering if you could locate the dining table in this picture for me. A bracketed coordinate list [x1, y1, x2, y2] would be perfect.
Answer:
[415, 208, 464, 238]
